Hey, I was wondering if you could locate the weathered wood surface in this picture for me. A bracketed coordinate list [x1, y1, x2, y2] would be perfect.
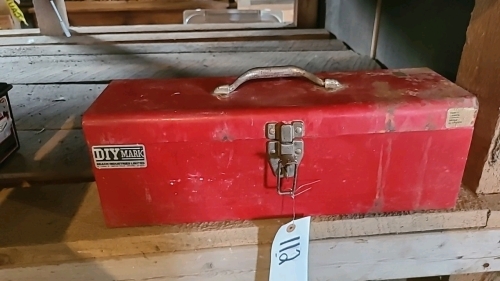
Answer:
[0, 85, 100, 186]
[449, 273, 500, 281]
[59, 0, 227, 13]
[0, 130, 92, 187]
[0, 23, 292, 37]
[0, 51, 378, 84]
[457, 0, 500, 194]
[0, 181, 490, 268]
[8, 84, 104, 130]
[28, 0, 229, 28]
[3, 227, 500, 280]
[295, 0, 318, 28]
[32, 0, 69, 36]
[0, 29, 330, 46]
[478, 192, 500, 228]
[0, 39, 346, 57]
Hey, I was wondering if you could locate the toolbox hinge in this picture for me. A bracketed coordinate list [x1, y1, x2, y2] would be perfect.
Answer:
[266, 121, 304, 196]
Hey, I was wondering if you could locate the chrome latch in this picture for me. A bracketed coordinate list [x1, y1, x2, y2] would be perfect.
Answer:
[266, 121, 304, 196]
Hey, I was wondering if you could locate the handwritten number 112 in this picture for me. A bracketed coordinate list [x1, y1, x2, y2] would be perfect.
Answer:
[276, 236, 301, 265]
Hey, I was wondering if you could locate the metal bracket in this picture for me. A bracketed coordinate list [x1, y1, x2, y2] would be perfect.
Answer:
[266, 121, 304, 195]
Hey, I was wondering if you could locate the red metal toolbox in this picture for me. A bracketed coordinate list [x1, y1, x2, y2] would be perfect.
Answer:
[82, 67, 477, 227]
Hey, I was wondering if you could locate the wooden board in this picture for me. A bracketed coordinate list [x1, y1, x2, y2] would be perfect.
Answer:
[0, 39, 346, 57]
[0, 182, 489, 268]
[0, 29, 330, 46]
[59, 0, 228, 13]
[295, 0, 318, 28]
[32, 0, 69, 36]
[457, 0, 500, 194]
[3, 227, 500, 280]
[450, 273, 500, 281]
[0, 51, 379, 84]
[0, 130, 93, 187]
[0, 84, 98, 185]
[35, 0, 229, 27]
[0, 23, 292, 37]
[477, 192, 500, 228]
[8, 84, 105, 130]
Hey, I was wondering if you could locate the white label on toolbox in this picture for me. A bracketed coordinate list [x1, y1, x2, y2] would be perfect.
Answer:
[446, 107, 477, 128]
[92, 144, 147, 169]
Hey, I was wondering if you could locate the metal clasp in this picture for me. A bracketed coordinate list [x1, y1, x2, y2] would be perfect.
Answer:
[266, 121, 304, 196]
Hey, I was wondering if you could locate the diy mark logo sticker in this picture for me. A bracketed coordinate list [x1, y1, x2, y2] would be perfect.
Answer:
[91, 144, 147, 169]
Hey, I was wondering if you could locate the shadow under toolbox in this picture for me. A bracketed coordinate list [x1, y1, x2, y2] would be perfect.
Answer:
[82, 67, 477, 227]
[0, 83, 19, 165]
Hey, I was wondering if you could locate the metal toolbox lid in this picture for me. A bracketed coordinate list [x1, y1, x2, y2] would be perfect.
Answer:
[83, 67, 478, 143]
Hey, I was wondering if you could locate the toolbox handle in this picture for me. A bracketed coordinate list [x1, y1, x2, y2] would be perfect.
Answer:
[212, 66, 343, 98]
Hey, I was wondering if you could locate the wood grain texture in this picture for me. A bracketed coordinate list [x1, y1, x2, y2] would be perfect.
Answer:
[325, 0, 376, 57]
[0, 130, 92, 187]
[478, 192, 500, 228]
[40, 0, 229, 27]
[32, 0, 69, 36]
[0, 23, 292, 37]
[295, 0, 318, 28]
[3, 228, 500, 280]
[8, 84, 104, 130]
[0, 39, 346, 57]
[0, 29, 330, 46]
[62, 0, 227, 13]
[456, 0, 500, 194]
[0, 182, 489, 268]
[0, 51, 379, 84]
[449, 273, 500, 281]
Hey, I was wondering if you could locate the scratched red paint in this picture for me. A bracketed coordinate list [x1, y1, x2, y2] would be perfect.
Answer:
[82, 67, 477, 227]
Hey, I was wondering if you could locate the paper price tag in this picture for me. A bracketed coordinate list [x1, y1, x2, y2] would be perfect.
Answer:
[269, 216, 311, 281]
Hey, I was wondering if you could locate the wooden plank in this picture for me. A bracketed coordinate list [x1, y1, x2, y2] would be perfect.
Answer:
[0, 39, 347, 57]
[0, 130, 93, 187]
[449, 273, 500, 281]
[9, 84, 104, 130]
[0, 182, 489, 268]
[325, 0, 376, 58]
[456, 0, 500, 194]
[3, 228, 500, 280]
[60, 0, 228, 13]
[32, 0, 69, 36]
[295, 0, 318, 28]
[30, 0, 229, 27]
[0, 29, 330, 46]
[478, 193, 500, 228]
[0, 15, 16, 30]
[0, 51, 379, 84]
[0, 23, 293, 37]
